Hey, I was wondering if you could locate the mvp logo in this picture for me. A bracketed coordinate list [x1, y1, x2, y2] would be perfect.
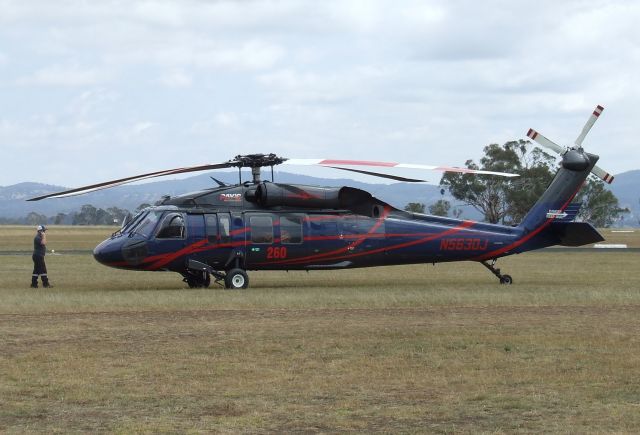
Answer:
[219, 193, 242, 202]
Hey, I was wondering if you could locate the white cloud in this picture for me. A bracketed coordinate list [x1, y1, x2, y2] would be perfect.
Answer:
[133, 122, 157, 135]
[193, 40, 285, 71]
[214, 112, 239, 128]
[156, 70, 193, 88]
[1, 0, 639, 186]
[16, 64, 113, 87]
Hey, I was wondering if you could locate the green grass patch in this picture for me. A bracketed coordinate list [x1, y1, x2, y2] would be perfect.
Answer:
[1, 226, 640, 432]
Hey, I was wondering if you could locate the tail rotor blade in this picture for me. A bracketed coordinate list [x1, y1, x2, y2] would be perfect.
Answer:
[591, 164, 615, 184]
[526, 128, 565, 155]
[575, 105, 604, 147]
[527, 104, 613, 184]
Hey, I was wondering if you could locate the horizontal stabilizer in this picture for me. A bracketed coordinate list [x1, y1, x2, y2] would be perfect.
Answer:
[549, 222, 604, 247]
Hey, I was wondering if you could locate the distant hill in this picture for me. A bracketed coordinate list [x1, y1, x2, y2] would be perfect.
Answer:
[0, 172, 459, 219]
[609, 170, 640, 226]
[3, 169, 637, 226]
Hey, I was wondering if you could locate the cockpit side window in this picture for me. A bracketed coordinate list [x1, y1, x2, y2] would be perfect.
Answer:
[156, 213, 186, 239]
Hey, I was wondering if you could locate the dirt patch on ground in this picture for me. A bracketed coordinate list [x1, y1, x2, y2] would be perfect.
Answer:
[3, 305, 640, 433]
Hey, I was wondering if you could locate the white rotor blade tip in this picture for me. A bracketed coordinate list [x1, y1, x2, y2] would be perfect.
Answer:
[591, 165, 615, 184]
[575, 105, 605, 147]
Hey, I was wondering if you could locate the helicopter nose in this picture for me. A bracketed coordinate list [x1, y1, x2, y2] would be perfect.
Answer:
[93, 238, 125, 266]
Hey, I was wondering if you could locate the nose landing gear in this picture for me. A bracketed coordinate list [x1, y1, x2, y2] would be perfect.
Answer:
[481, 259, 513, 285]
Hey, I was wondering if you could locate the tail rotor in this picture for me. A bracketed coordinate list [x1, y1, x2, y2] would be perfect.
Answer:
[526, 105, 614, 184]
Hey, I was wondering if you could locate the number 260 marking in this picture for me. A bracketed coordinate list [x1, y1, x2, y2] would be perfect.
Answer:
[267, 246, 287, 259]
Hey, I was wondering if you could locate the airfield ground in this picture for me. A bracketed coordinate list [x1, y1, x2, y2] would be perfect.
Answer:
[1, 226, 640, 432]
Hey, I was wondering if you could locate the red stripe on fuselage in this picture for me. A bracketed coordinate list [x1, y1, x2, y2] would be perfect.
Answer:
[256, 207, 391, 265]
[145, 239, 210, 270]
[260, 219, 477, 266]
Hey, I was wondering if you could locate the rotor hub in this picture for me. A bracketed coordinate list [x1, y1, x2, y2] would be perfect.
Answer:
[231, 153, 287, 169]
[228, 154, 287, 184]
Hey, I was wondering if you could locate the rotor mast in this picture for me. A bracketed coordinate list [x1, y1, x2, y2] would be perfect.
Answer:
[231, 153, 287, 184]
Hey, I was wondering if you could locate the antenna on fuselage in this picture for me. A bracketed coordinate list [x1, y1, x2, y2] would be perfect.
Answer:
[210, 177, 228, 187]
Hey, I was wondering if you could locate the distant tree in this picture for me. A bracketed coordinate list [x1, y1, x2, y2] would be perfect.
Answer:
[441, 140, 555, 224]
[576, 178, 629, 227]
[428, 199, 451, 217]
[505, 146, 555, 223]
[404, 202, 426, 213]
[73, 204, 122, 225]
[95, 208, 113, 225]
[106, 207, 130, 225]
[25, 212, 47, 226]
[73, 204, 98, 225]
[54, 213, 67, 225]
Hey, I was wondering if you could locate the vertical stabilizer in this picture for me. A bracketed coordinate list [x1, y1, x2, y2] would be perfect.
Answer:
[519, 150, 598, 232]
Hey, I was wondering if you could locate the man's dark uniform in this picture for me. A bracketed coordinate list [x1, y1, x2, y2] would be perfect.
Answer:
[31, 231, 51, 288]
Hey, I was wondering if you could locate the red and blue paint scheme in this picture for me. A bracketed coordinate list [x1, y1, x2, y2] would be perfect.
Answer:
[92, 147, 603, 288]
[33, 106, 612, 289]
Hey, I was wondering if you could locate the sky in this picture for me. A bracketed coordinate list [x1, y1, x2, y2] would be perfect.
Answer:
[1, 0, 639, 188]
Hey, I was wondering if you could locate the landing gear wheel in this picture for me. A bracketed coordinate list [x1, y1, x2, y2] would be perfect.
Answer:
[225, 268, 249, 289]
[499, 275, 513, 285]
[481, 260, 513, 285]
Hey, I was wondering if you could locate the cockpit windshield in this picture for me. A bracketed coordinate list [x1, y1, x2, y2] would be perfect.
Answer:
[120, 210, 147, 234]
[132, 211, 163, 238]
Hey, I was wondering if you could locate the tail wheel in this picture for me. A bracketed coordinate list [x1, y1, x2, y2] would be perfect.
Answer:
[500, 275, 513, 285]
[225, 268, 249, 289]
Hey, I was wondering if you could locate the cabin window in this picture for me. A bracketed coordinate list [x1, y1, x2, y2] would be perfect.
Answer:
[205, 214, 218, 243]
[309, 216, 338, 240]
[156, 213, 186, 239]
[280, 215, 303, 244]
[219, 215, 231, 243]
[250, 216, 273, 244]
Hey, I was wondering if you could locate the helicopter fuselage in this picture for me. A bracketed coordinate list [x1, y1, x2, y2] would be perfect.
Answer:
[92, 182, 544, 284]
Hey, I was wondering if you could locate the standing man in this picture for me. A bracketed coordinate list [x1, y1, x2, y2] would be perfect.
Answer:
[31, 225, 52, 288]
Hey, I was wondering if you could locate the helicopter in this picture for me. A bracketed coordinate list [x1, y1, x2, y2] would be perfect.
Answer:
[29, 105, 613, 289]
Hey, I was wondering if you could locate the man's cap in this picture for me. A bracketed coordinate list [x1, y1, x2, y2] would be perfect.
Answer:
[37, 225, 46, 232]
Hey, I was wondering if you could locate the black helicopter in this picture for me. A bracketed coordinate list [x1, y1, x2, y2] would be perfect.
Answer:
[29, 105, 613, 289]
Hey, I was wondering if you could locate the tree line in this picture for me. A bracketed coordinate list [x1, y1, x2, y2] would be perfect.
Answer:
[1, 203, 152, 226]
[405, 140, 628, 228]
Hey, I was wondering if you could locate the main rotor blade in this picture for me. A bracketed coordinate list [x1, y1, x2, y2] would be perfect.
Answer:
[575, 105, 604, 147]
[27, 162, 235, 201]
[328, 166, 427, 182]
[284, 159, 519, 177]
[526, 129, 565, 155]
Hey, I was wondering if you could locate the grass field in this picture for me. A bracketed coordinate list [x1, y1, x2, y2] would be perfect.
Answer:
[1, 226, 640, 432]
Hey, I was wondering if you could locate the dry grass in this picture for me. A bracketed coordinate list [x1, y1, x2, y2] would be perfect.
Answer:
[1, 226, 640, 433]
[0, 225, 113, 251]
